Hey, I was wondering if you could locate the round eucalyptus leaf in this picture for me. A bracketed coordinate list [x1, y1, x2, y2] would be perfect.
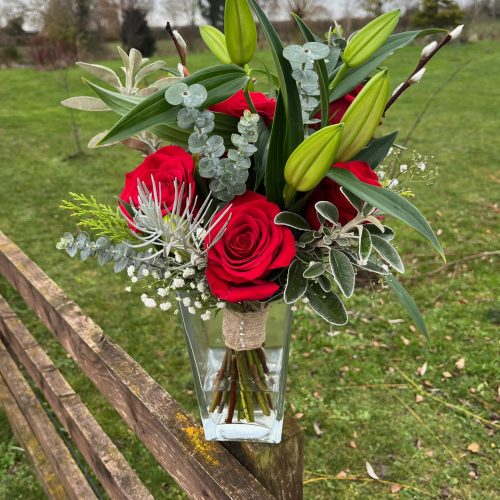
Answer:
[165, 82, 188, 105]
[183, 84, 207, 108]
[303, 42, 330, 60]
[283, 44, 308, 64]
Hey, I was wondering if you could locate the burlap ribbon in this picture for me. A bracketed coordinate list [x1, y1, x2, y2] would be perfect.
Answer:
[222, 307, 268, 351]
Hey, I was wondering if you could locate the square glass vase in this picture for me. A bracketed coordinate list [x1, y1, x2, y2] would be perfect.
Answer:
[178, 300, 292, 444]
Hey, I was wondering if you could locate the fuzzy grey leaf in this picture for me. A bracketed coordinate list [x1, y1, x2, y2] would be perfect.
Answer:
[303, 261, 324, 279]
[371, 235, 404, 273]
[315, 201, 339, 224]
[274, 211, 310, 231]
[359, 226, 372, 263]
[62, 96, 110, 112]
[329, 249, 355, 298]
[306, 283, 348, 325]
[284, 260, 308, 303]
[76, 62, 122, 88]
[134, 61, 168, 86]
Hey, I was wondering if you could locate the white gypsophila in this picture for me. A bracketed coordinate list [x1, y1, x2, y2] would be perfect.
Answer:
[127, 265, 135, 277]
[378, 171, 385, 180]
[188, 306, 196, 314]
[216, 302, 225, 309]
[152, 270, 160, 279]
[131, 276, 138, 283]
[125, 286, 132, 293]
[400, 164, 408, 173]
[164, 271, 172, 279]
[174, 252, 183, 264]
[157, 288, 167, 297]
[190, 282, 196, 289]
[160, 302, 172, 311]
[182, 297, 191, 306]
[302, 297, 310, 304]
[141, 295, 157, 308]
[417, 162, 427, 171]
[172, 278, 185, 289]
[201, 311, 212, 321]
[182, 267, 195, 278]
[194, 301, 202, 309]
[196, 282, 206, 293]
[388, 179, 400, 189]
[291, 305, 298, 312]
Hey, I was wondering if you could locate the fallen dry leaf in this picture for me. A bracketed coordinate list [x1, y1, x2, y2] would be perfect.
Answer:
[401, 336, 410, 346]
[409, 324, 416, 333]
[322, 346, 334, 354]
[340, 365, 349, 372]
[417, 362, 428, 377]
[336, 470, 348, 479]
[415, 395, 425, 404]
[455, 357, 465, 370]
[294, 412, 304, 420]
[443, 371, 453, 379]
[390, 483, 402, 494]
[349, 441, 357, 449]
[425, 450, 434, 457]
[467, 442, 480, 453]
[445, 335, 452, 341]
[365, 462, 380, 480]
[313, 421, 323, 437]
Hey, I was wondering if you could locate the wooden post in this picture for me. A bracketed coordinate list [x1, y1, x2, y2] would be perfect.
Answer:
[0, 340, 97, 500]
[0, 375, 69, 500]
[225, 415, 304, 500]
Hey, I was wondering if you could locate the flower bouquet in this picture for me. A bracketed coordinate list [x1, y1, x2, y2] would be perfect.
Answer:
[58, 1, 462, 443]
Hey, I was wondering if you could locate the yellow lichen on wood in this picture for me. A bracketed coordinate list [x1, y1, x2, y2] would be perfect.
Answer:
[176, 413, 220, 466]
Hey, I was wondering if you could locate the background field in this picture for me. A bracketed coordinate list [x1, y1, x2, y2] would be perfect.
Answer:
[0, 40, 499, 498]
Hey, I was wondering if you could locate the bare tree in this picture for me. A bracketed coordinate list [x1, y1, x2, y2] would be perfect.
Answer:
[163, 0, 199, 25]
[287, 0, 330, 20]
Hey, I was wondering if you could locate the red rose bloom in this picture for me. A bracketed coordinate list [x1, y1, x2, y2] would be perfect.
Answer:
[119, 146, 195, 218]
[315, 85, 363, 125]
[205, 191, 296, 302]
[209, 90, 276, 126]
[305, 161, 381, 229]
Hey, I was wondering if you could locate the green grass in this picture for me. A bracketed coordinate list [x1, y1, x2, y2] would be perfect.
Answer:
[0, 41, 499, 499]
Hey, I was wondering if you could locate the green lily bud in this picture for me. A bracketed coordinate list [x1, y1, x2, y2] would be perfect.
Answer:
[335, 69, 390, 162]
[343, 10, 400, 67]
[284, 124, 344, 204]
[224, 0, 257, 65]
[199, 25, 232, 64]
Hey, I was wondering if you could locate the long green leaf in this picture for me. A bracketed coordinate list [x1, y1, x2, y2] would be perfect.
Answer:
[292, 13, 329, 128]
[265, 93, 287, 206]
[85, 80, 238, 147]
[99, 65, 248, 144]
[384, 274, 429, 340]
[330, 29, 445, 100]
[353, 131, 399, 169]
[328, 169, 445, 259]
[247, 0, 303, 156]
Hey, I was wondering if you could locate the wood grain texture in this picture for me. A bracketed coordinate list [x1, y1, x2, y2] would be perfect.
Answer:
[0, 230, 274, 500]
[0, 338, 97, 500]
[0, 374, 69, 500]
[0, 294, 153, 500]
[225, 415, 304, 500]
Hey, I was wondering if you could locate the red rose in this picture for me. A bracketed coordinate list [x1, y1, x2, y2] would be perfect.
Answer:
[119, 146, 195, 219]
[315, 85, 363, 125]
[209, 90, 276, 126]
[205, 191, 296, 302]
[305, 161, 381, 229]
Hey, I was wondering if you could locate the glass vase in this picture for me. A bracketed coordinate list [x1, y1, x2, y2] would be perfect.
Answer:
[178, 300, 292, 444]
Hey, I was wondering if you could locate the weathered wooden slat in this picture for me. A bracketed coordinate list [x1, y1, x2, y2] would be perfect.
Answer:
[225, 415, 304, 500]
[0, 338, 97, 500]
[0, 295, 153, 500]
[0, 374, 69, 500]
[0, 230, 274, 500]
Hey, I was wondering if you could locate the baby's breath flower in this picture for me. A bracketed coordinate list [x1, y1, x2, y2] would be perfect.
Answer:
[160, 302, 172, 311]
[188, 306, 196, 314]
[172, 278, 185, 289]
[131, 276, 138, 283]
[125, 286, 132, 293]
[182, 267, 195, 278]
[127, 265, 135, 277]
[157, 287, 167, 297]
[182, 297, 191, 306]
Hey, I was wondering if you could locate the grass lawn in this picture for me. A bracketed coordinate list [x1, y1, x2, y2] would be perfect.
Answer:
[0, 40, 499, 499]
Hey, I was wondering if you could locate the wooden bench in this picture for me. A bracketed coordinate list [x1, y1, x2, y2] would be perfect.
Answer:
[0, 230, 304, 499]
